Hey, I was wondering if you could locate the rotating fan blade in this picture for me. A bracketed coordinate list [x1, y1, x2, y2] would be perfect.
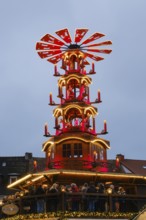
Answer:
[83, 52, 104, 62]
[47, 53, 65, 64]
[84, 60, 90, 65]
[36, 42, 62, 50]
[38, 49, 62, 59]
[86, 48, 112, 54]
[84, 40, 112, 48]
[41, 34, 65, 46]
[74, 28, 88, 43]
[55, 28, 72, 43]
[81, 32, 105, 45]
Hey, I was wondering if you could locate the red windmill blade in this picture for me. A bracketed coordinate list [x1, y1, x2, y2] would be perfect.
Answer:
[36, 42, 63, 50]
[41, 33, 65, 46]
[36, 28, 112, 64]
[47, 53, 65, 64]
[74, 28, 88, 43]
[81, 32, 105, 45]
[83, 40, 112, 48]
[83, 60, 90, 65]
[83, 52, 104, 62]
[38, 49, 62, 59]
[55, 28, 72, 44]
[86, 48, 112, 54]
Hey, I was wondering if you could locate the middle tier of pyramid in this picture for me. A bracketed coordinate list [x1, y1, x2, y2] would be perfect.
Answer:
[54, 72, 98, 136]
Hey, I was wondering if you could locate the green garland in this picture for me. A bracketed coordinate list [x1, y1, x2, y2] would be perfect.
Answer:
[0, 211, 137, 220]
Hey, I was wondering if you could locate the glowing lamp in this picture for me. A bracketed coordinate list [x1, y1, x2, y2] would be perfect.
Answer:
[33, 160, 37, 169]
[107, 187, 112, 194]
[93, 150, 97, 161]
[116, 157, 120, 168]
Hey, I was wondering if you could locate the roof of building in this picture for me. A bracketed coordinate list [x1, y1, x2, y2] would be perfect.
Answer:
[121, 159, 146, 176]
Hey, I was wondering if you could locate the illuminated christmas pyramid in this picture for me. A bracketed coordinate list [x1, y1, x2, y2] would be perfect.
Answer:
[36, 28, 112, 172]
[7, 29, 146, 219]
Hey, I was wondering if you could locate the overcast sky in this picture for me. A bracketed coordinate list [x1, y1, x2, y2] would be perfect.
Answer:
[0, 0, 146, 160]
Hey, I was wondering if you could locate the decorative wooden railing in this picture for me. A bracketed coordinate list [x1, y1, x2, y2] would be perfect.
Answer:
[2, 192, 146, 215]
[48, 160, 115, 171]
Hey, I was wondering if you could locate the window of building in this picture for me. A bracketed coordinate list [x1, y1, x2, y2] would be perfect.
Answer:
[9, 176, 18, 184]
[0, 176, 2, 184]
[121, 165, 132, 173]
[62, 142, 83, 158]
[100, 149, 104, 160]
[62, 144, 71, 157]
[74, 143, 82, 158]
[91, 144, 105, 161]
[91, 144, 98, 160]
[2, 162, 6, 167]
[51, 152, 54, 159]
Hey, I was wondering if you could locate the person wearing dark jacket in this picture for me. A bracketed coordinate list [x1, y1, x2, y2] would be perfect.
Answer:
[47, 183, 59, 211]
[71, 183, 79, 211]
[86, 181, 97, 211]
[35, 185, 45, 213]
[81, 183, 88, 211]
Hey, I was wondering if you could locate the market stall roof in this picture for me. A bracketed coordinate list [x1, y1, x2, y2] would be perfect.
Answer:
[7, 169, 146, 190]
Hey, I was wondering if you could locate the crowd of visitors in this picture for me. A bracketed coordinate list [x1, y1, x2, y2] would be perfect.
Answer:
[2, 181, 126, 214]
